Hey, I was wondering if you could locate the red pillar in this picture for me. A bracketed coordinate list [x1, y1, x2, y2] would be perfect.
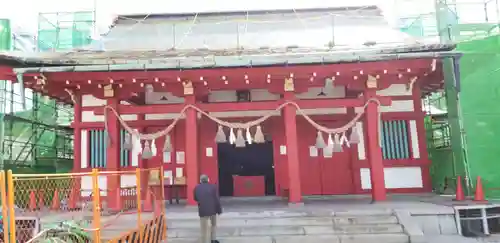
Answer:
[364, 90, 387, 201]
[412, 85, 431, 191]
[72, 93, 82, 199]
[185, 95, 199, 206]
[137, 114, 149, 198]
[137, 114, 146, 169]
[283, 92, 302, 204]
[73, 93, 82, 172]
[106, 97, 121, 209]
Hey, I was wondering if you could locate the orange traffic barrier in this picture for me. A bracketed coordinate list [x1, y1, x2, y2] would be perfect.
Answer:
[144, 189, 153, 212]
[29, 190, 37, 211]
[455, 176, 465, 201]
[474, 176, 487, 202]
[38, 191, 45, 209]
[51, 189, 60, 210]
[68, 189, 76, 210]
[68, 188, 78, 210]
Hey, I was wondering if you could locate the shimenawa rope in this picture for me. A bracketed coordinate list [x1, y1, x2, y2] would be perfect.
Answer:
[103, 98, 382, 144]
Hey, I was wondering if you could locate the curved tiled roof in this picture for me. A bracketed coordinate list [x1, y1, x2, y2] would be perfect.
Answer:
[3, 43, 459, 73]
[0, 7, 459, 69]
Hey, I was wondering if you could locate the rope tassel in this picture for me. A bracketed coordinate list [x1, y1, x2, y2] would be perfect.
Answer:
[151, 139, 157, 156]
[123, 133, 133, 150]
[253, 125, 265, 143]
[327, 133, 334, 146]
[349, 127, 360, 144]
[340, 132, 350, 148]
[323, 134, 334, 157]
[333, 134, 343, 152]
[215, 125, 227, 143]
[235, 129, 246, 148]
[142, 141, 153, 159]
[315, 131, 326, 149]
[132, 133, 141, 158]
[163, 135, 172, 152]
[246, 128, 253, 145]
[229, 128, 236, 144]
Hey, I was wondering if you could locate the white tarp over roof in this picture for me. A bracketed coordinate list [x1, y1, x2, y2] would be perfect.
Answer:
[1, 0, 397, 35]
[89, 6, 418, 51]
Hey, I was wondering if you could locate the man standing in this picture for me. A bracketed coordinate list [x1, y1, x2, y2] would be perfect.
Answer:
[194, 174, 222, 243]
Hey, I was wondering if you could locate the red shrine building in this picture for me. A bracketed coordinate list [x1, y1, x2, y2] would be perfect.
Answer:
[0, 6, 459, 206]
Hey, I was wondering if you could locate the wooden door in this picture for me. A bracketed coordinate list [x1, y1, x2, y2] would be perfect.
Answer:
[297, 119, 322, 195]
[144, 123, 187, 199]
[318, 121, 355, 195]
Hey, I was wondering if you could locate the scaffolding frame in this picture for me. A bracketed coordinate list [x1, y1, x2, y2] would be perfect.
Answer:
[0, 80, 74, 173]
[37, 11, 96, 51]
[399, 0, 500, 41]
[0, 11, 95, 173]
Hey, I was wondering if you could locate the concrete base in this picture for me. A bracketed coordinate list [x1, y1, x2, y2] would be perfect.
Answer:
[288, 202, 304, 207]
[370, 200, 391, 205]
[394, 210, 426, 243]
[184, 205, 198, 211]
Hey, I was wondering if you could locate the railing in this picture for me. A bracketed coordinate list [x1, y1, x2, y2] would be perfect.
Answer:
[428, 123, 452, 149]
[0, 167, 166, 243]
[108, 214, 167, 243]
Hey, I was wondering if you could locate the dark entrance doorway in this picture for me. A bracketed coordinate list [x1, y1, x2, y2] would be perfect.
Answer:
[217, 142, 275, 197]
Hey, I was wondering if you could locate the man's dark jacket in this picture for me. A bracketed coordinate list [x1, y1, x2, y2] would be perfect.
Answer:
[194, 183, 222, 217]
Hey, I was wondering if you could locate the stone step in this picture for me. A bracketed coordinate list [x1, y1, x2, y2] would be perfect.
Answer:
[168, 224, 404, 238]
[166, 209, 394, 220]
[168, 215, 399, 228]
[166, 233, 410, 243]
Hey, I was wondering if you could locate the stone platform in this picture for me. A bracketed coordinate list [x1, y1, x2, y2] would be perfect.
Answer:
[163, 194, 500, 243]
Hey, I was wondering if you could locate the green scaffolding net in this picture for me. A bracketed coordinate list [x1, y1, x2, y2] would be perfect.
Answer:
[423, 35, 500, 198]
[454, 35, 500, 198]
[400, 0, 500, 198]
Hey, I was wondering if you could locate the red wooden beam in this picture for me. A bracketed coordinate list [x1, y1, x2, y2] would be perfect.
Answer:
[73, 113, 356, 128]
[75, 111, 423, 129]
[10, 59, 435, 106]
[91, 97, 392, 115]
[0, 66, 15, 80]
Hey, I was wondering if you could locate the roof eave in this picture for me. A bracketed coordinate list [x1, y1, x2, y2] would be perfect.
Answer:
[12, 50, 462, 74]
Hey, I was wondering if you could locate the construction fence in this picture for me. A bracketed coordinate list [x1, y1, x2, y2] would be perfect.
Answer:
[0, 167, 167, 242]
